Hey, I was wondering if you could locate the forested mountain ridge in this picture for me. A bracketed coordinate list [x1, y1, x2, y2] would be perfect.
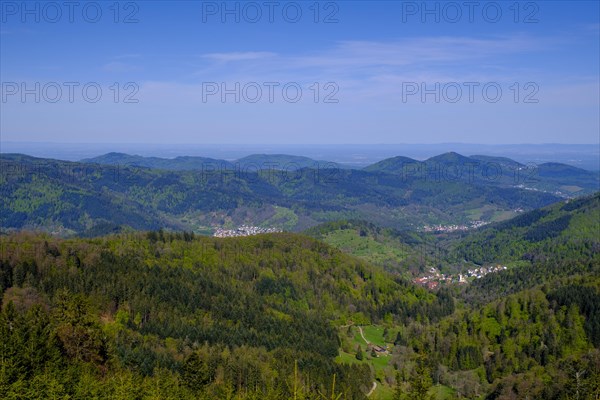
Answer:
[80, 152, 235, 171]
[1, 153, 574, 236]
[235, 154, 344, 169]
[453, 192, 599, 265]
[454, 193, 600, 306]
[0, 231, 452, 399]
[81, 152, 344, 171]
[303, 219, 432, 276]
[1, 195, 599, 398]
[302, 194, 600, 290]
[364, 152, 599, 193]
[400, 281, 600, 399]
[389, 196, 600, 398]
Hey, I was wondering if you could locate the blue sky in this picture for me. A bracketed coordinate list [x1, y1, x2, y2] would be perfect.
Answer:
[1, 1, 598, 144]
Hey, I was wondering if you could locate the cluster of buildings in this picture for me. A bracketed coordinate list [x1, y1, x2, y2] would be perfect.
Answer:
[367, 343, 389, 357]
[516, 184, 572, 199]
[413, 265, 507, 289]
[213, 225, 282, 238]
[421, 220, 488, 233]
[413, 268, 453, 290]
[465, 265, 507, 279]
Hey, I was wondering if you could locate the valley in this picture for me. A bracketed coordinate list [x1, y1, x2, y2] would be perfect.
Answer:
[1, 152, 598, 398]
[2, 152, 596, 238]
[4, 1, 599, 397]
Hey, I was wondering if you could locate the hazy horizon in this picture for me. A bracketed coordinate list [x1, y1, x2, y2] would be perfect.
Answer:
[1, 2, 599, 398]
[3, 141, 599, 170]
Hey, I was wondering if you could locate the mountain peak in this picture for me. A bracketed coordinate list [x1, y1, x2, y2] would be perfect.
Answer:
[363, 155, 420, 172]
[425, 152, 472, 163]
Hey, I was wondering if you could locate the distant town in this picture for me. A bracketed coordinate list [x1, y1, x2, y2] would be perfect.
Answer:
[414, 265, 508, 290]
[516, 184, 575, 199]
[421, 220, 489, 233]
[213, 225, 283, 238]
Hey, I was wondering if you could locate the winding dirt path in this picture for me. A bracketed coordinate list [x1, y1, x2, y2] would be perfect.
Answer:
[358, 326, 369, 345]
[357, 326, 377, 398]
[366, 381, 377, 397]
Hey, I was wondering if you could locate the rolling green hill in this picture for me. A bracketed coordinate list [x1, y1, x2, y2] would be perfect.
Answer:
[304, 195, 599, 305]
[363, 156, 421, 174]
[1, 196, 599, 398]
[82, 152, 345, 171]
[425, 152, 474, 166]
[0, 231, 448, 399]
[403, 281, 600, 399]
[534, 162, 600, 193]
[364, 152, 599, 197]
[81, 152, 234, 171]
[468, 155, 524, 169]
[304, 220, 434, 276]
[453, 193, 599, 265]
[236, 154, 344, 169]
[1, 153, 567, 236]
[453, 193, 600, 304]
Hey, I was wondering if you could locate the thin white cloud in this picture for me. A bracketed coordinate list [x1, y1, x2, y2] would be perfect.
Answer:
[138, 34, 595, 108]
[190, 34, 546, 86]
[293, 35, 540, 69]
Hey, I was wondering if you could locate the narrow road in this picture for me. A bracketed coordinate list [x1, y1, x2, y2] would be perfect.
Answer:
[358, 326, 377, 398]
[358, 326, 369, 345]
[366, 381, 377, 397]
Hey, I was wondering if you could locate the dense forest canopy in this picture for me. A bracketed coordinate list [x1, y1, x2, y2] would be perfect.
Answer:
[3, 152, 593, 235]
[0, 231, 455, 399]
[0, 153, 598, 398]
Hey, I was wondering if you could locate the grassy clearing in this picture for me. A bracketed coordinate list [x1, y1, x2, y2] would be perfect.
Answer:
[560, 185, 583, 193]
[323, 229, 408, 266]
[361, 325, 387, 347]
[371, 383, 394, 399]
[429, 384, 457, 399]
[260, 206, 298, 230]
[337, 325, 457, 400]
[337, 325, 394, 397]
[490, 210, 516, 222]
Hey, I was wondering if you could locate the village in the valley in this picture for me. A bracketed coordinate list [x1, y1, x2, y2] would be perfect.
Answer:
[421, 220, 489, 233]
[414, 265, 508, 290]
[213, 225, 283, 238]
